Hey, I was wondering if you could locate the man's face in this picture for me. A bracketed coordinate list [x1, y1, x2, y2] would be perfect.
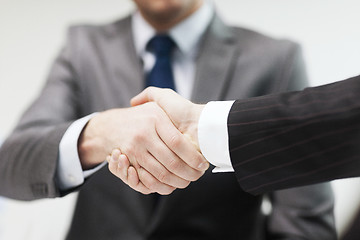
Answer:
[133, 0, 203, 30]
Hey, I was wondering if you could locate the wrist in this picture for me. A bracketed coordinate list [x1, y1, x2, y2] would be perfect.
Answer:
[78, 113, 108, 170]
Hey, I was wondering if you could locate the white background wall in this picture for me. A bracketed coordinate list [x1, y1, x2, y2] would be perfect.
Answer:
[1, 0, 360, 239]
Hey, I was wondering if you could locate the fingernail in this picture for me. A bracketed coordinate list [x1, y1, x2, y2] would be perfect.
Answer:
[118, 155, 126, 165]
[111, 154, 119, 162]
[198, 162, 209, 171]
[112, 149, 120, 157]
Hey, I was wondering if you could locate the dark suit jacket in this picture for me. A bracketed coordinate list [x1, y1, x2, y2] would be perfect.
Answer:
[0, 14, 336, 239]
[229, 75, 360, 195]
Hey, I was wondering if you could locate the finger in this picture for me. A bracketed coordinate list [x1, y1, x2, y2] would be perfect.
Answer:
[184, 133, 200, 152]
[147, 138, 201, 183]
[117, 153, 130, 179]
[136, 149, 191, 189]
[127, 165, 153, 195]
[130, 87, 157, 107]
[108, 149, 129, 183]
[127, 165, 139, 187]
[137, 167, 176, 195]
[132, 91, 208, 176]
[109, 151, 153, 195]
[156, 115, 209, 175]
[113, 152, 152, 194]
[131, 87, 173, 107]
[116, 147, 179, 194]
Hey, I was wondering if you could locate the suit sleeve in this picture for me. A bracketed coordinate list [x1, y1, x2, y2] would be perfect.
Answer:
[0, 28, 82, 200]
[229, 75, 360, 195]
[265, 44, 336, 240]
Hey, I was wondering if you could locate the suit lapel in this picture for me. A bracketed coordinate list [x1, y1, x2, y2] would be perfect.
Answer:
[191, 15, 239, 103]
[106, 16, 144, 105]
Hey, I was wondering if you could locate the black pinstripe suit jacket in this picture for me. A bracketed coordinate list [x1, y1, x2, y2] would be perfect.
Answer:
[229, 75, 360, 195]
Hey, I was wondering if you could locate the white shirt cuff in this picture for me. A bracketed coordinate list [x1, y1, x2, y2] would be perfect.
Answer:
[56, 113, 101, 190]
[198, 101, 235, 173]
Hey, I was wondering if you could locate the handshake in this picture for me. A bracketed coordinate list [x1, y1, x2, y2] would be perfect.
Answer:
[78, 87, 208, 195]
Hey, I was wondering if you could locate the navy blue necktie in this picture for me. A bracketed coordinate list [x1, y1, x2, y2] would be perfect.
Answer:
[146, 35, 176, 90]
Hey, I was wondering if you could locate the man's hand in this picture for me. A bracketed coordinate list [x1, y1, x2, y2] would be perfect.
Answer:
[107, 149, 157, 195]
[116, 87, 208, 195]
[78, 102, 208, 195]
[131, 87, 205, 147]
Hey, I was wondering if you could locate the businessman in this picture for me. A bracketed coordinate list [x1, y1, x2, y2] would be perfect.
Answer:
[129, 74, 360, 195]
[0, 0, 335, 239]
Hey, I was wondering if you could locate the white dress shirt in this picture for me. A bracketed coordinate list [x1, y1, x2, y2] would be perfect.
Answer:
[56, 1, 227, 190]
[198, 101, 235, 172]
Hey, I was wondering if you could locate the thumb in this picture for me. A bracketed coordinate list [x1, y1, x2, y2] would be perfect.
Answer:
[131, 87, 157, 107]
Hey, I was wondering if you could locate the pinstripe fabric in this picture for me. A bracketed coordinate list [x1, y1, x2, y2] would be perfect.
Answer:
[229, 75, 360, 195]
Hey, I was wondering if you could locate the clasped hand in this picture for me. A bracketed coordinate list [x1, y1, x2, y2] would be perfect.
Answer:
[78, 88, 207, 195]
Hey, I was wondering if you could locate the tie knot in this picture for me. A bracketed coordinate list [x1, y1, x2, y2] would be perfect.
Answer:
[147, 35, 175, 57]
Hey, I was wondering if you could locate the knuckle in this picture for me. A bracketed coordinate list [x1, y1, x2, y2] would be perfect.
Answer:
[164, 88, 173, 95]
[167, 158, 181, 172]
[157, 170, 170, 183]
[137, 155, 149, 167]
[122, 146, 133, 157]
[145, 177, 158, 190]
[144, 101, 157, 109]
[169, 134, 181, 148]
[133, 133, 146, 143]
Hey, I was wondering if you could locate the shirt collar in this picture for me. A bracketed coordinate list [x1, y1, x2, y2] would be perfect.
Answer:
[132, 0, 214, 58]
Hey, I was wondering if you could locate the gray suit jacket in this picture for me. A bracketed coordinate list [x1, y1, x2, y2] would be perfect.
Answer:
[0, 14, 336, 239]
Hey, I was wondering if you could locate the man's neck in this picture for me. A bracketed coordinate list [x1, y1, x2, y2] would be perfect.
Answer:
[139, 1, 203, 32]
